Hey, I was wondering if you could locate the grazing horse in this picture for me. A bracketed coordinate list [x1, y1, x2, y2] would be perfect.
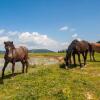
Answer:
[2, 41, 29, 79]
[65, 40, 89, 68]
[89, 43, 100, 61]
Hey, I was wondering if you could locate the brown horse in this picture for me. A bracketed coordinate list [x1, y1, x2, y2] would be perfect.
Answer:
[65, 40, 89, 68]
[2, 41, 29, 79]
[89, 43, 100, 61]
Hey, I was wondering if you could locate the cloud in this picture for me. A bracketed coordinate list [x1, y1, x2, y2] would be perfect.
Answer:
[72, 33, 78, 38]
[72, 33, 81, 41]
[0, 29, 5, 34]
[0, 28, 69, 51]
[18, 32, 68, 51]
[0, 36, 10, 45]
[8, 31, 19, 36]
[70, 28, 76, 32]
[19, 32, 57, 46]
[59, 26, 69, 31]
[76, 38, 81, 41]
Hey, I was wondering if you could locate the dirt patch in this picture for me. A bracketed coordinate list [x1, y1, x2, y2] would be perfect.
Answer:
[0, 57, 61, 72]
[85, 92, 94, 100]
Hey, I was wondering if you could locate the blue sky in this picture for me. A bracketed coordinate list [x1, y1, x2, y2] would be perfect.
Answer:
[0, 0, 100, 51]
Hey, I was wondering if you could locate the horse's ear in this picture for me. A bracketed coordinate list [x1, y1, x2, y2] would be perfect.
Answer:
[4, 41, 6, 44]
[11, 41, 13, 44]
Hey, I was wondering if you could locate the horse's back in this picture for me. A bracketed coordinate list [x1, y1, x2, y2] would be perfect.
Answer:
[68, 40, 89, 53]
[80, 40, 90, 50]
[91, 43, 100, 53]
[14, 46, 28, 59]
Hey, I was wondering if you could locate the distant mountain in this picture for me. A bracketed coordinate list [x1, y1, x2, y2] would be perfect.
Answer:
[0, 49, 54, 54]
[29, 49, 55, 53]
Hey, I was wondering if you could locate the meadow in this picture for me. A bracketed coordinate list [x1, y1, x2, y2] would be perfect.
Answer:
[0, 53, 100, 100]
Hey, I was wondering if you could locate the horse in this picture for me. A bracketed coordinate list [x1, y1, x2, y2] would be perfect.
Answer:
[89, 43, 100, 61]
[2, 41, 29, 79]
[64, 39, 89, 68]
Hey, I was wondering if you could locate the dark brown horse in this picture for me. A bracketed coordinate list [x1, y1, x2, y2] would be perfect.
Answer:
[65, 40, 89, 68]
[2, 41, 29, 79]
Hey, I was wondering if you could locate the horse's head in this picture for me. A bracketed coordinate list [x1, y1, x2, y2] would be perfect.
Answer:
[4, 41, 14, 52]
[64, 50, 71, 67]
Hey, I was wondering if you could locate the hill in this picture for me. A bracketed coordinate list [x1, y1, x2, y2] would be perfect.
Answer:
[29, 49, 55, 53]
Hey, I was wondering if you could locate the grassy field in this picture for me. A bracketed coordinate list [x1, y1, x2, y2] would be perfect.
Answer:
[0, 52, 65, 58]
[0, 53, 4, 58]
[0, 53, 100, 100]
[29, 52, 65, 57]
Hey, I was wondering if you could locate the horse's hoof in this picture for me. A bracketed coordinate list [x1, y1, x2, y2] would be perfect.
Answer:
[65, 66, 68, 70]
[84, 65, 87, 67]
[12, 74, 15, 77]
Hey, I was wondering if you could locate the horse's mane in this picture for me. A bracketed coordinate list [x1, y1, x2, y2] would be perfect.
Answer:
[71, 39, 79, 44]
[67, 39, 79, 52]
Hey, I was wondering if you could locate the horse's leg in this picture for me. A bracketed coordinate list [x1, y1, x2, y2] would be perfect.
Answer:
[82, 52, 85, 64]
[82, 52, 85, 59]
[25, 60, 29, 73]
[21, 61, 25, 73]
[73, 53, 76, 67]
[64, 53, 69, 69]
[90, 51, 92, 61]
[78, 53, 82, 68]
[12, 62, 15, 76]
[2, 61, 9, 79]
[92, 51, 96, 61]
[84, 51, 88, 65]
[69, 54, 72, 65]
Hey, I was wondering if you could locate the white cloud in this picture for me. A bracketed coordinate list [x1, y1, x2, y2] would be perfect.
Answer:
[0, 29, 5, 34]
[8, 31, 19, 36]
[0, 28, 69, 51]
[76, 38, 81, 41]
[18, 32, 68, 51]
[60, 42, 68, 50]
[72, 33, 78, 38]
[70, 28, 76, 32]
[19, 32, 57, 46]
[0, 36, 10, 45]
[72, 33, 82, 41]
[59, 26, 69, 31]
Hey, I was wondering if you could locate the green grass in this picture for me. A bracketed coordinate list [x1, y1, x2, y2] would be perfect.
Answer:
[29, 52, 65, 57]
[0, 52, 65, 58]
[0, 53, 100, 100]
[0, 53, 4, 58]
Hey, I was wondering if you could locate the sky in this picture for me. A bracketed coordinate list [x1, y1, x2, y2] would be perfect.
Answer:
[0, 0, 100, 51]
